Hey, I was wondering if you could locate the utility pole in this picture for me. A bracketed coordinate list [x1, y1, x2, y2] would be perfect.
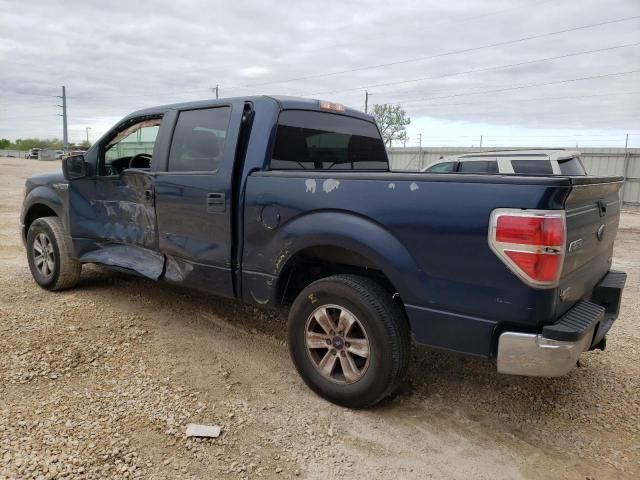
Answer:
[365, 90, 370, 113]
[479, 135, 483, 149]
[418, 133, 423, 169]
[85, 127, 91, 143]
[212, 85, 219, 99]
[56, 86, 68, 151]
[622, 133, 630, 204]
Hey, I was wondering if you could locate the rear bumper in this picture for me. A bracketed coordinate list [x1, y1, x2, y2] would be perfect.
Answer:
[497, 270, 626, 377]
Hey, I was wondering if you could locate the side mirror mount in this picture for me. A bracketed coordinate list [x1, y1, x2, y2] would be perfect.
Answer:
[62, 154, 86, 180]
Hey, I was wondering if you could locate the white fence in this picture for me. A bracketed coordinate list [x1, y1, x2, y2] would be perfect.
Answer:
[3, 147, 640, 205]
[388, 147, 640, 206]
[0, 149, 27, 158]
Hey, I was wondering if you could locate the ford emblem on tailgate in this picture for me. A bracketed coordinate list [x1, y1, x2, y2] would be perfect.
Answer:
[597, 224, 607, 241]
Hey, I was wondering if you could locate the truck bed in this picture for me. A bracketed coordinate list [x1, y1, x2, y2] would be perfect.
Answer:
[242, 170, 623, 357]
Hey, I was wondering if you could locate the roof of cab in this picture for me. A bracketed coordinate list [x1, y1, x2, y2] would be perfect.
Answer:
[124, 95, 375, 122]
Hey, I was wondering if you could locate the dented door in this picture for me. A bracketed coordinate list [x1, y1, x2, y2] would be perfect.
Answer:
[69, 170, 164, 279]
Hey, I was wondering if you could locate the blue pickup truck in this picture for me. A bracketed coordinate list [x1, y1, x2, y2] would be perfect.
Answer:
[21, 96, 626, 407]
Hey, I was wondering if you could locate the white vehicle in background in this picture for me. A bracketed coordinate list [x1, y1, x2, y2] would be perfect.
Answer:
[24, 148, 42, 160]
[55, 150, 64, 160]
[422, 149, 587, 175]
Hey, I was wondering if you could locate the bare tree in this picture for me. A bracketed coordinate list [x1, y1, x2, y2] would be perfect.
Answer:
[371, 104, 411, 147]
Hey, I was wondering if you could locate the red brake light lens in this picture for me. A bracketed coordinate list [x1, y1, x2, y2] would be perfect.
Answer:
[490, 209, 566, 287]
[504, 250, 562, 283]
[496, 216, 564, 246]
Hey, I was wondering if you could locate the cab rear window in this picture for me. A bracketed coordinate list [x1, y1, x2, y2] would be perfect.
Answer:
[270, 110, 388, 170]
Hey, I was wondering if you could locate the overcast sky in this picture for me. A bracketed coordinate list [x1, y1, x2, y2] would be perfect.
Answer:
[1, 0, 639, 147]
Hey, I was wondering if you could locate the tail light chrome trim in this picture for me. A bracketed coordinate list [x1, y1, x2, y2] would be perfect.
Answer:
[488, 208, 566, 288]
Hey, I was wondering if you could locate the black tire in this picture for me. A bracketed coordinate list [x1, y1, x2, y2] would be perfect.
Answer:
[287, 274, 410, 408]
[26, 216, 81, 291]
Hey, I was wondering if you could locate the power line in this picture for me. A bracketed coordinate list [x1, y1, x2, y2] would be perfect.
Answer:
[0, 91, 57, 98]
[405, 134, 633, 139]
[405, 91, 640, 109]
[392, 69, 640, 105]
[307, 42, 640, 96]
[242, 14, 640, 87]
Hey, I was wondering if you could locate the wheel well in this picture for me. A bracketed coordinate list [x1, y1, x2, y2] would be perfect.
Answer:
[276, 245, 402, 308]
[24, 204, 57, 239]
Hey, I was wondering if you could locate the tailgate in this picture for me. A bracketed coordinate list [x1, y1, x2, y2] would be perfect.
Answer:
[556, 176, 624, 317]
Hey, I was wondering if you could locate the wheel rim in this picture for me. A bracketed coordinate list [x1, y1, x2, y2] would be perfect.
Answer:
[304, 304, 370, 385]
[33, 232, 55, 278]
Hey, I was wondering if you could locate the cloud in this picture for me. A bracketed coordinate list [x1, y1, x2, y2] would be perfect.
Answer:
[0, 0, 638, 145]
[237, 66, 270, 78]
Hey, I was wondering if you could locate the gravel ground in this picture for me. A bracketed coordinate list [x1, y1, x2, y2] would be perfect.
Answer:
[1, 157, 639, 480]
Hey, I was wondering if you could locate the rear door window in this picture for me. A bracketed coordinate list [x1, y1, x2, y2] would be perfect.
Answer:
[459, 161, 498, 174]
[511, 159, 554, 175]
[168, 107, 231, 172]
[271, 110, 388, 170]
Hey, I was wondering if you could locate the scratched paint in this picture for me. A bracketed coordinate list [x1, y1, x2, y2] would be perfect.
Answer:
[249, 289, 270, 305]
[388, 183, 396, 190]
[409, 182, 419, 191]
[322, 179, 340, 193]
[305, 179, 316, 194]
[274, 248, 289, 274]
[164, 255, 195, 282]
[94, 200, 156, 246]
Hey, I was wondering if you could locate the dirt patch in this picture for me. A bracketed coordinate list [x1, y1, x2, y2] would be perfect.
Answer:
[1, 157, 638, 479]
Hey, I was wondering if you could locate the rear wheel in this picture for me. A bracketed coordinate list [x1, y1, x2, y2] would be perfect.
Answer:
[288, 274, 410, 408]
[26, 216, 81, 291]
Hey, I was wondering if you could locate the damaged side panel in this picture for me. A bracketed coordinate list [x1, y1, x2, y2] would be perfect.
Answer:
[79, 245, 164, 279]
[162, 254, 234, 297]
[69, 171, 163, 279]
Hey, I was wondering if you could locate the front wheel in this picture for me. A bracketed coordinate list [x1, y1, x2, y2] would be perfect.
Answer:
[26, 216, 82, 291]
[288, 274, 410, 408]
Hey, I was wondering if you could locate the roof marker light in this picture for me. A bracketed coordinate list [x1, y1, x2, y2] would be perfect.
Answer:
[319, 101, 345, 112]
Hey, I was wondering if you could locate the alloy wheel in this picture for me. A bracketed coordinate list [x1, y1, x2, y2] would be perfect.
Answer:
[304, 304, 370, 384]
[33, 232, 55, 278]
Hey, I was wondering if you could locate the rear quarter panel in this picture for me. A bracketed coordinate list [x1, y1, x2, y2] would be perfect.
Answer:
[242, 171, 572, 356]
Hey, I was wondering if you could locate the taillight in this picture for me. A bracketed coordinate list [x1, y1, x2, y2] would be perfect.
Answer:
[489, 209, 566, 288]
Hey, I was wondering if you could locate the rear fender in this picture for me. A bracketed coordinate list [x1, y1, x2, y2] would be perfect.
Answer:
[243, 210, 426, 306]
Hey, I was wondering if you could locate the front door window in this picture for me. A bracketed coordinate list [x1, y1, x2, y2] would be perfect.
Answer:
[101, 119, 161, 175]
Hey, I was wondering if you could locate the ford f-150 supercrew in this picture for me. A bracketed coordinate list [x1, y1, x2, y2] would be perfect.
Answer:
[20, 96, 626, 408]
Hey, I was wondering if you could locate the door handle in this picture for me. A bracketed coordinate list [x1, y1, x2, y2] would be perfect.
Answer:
[597, 199, 607, 217]
[144, 189, 153, 201]
[206, 192, 226, 212]
[207, 192, 225, 204]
